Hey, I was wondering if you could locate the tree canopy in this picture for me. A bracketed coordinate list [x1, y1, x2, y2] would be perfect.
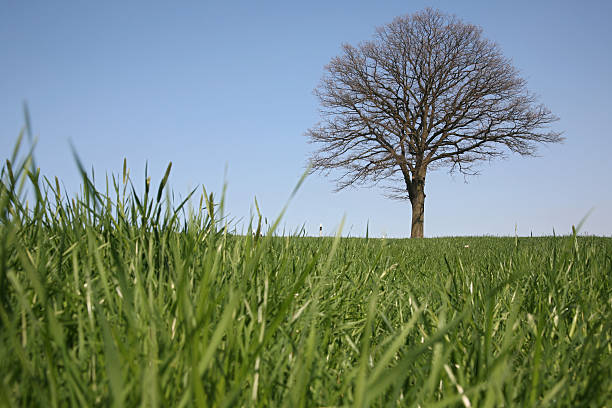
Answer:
[307, 8, 562, 237]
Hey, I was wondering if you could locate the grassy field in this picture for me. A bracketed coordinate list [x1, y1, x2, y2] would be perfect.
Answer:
[1, 142, 611, 406]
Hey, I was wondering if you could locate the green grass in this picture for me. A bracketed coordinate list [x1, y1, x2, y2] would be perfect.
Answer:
[0, 136, 611, 407]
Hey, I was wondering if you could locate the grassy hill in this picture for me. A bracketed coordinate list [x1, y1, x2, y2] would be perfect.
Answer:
[1, 150, 610, 407]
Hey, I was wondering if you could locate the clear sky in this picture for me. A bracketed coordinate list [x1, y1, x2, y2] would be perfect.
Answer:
[1, 0, 611, 237]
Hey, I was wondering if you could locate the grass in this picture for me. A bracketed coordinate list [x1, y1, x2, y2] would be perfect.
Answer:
[0, 135, 611, 407]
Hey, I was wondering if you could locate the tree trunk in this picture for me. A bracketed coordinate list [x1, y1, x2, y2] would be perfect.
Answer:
[409, 178, 426, 238]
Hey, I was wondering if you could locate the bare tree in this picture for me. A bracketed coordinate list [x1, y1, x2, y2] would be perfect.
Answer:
[307, 8, 562, 238]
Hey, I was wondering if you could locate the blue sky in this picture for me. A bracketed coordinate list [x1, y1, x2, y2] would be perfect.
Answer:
[1, 0, 611, 237]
